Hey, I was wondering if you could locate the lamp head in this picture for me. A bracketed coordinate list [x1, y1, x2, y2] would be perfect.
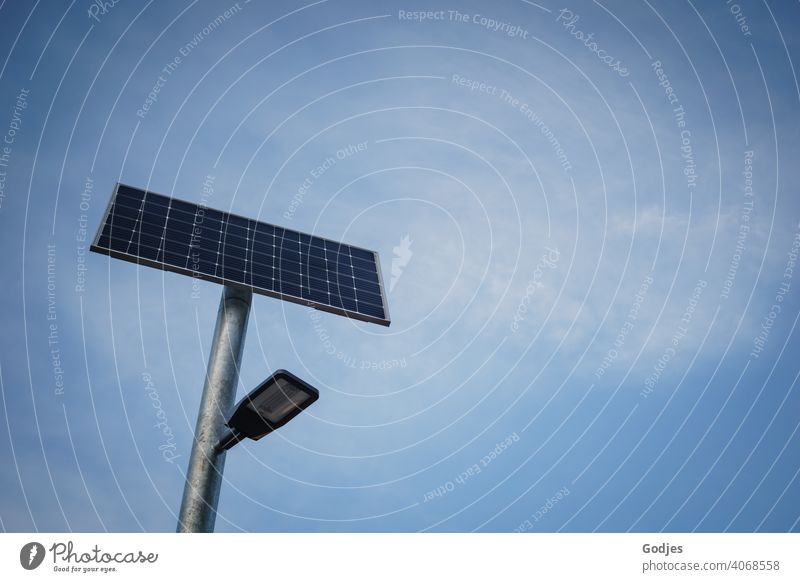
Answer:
[225, 370, 319, 444]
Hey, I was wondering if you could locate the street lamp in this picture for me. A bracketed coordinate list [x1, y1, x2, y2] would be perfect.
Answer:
[216, 369, 319, 451]
[91, 184, 389, 532]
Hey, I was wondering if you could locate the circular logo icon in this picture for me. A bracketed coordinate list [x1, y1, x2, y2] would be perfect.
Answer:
[20, 542, 46, 570]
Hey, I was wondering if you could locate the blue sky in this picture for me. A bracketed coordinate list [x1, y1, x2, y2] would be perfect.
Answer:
[0, 0, 798, 532]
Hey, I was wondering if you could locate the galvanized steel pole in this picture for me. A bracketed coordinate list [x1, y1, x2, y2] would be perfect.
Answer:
[177, 285, 252, 532]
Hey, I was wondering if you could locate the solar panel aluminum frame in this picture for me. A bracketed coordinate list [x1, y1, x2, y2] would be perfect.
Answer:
[90, 183, 391, 327]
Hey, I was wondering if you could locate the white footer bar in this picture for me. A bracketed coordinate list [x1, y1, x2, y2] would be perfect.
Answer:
[2, 533, 797, 581]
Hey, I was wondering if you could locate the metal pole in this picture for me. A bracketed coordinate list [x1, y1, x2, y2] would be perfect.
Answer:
[177, 284, 252, 532]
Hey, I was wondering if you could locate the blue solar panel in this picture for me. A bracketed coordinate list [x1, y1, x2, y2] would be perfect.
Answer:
[90, 183, 391, 326]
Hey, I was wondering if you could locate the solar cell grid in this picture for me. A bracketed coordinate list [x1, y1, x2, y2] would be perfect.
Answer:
[91, 183, 390, 326]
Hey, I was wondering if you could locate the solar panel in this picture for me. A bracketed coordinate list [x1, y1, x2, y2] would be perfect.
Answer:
[90, 183, 391, 326]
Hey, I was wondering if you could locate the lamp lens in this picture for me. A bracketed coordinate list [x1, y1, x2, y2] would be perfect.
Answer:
[247, 377, 311, 423]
